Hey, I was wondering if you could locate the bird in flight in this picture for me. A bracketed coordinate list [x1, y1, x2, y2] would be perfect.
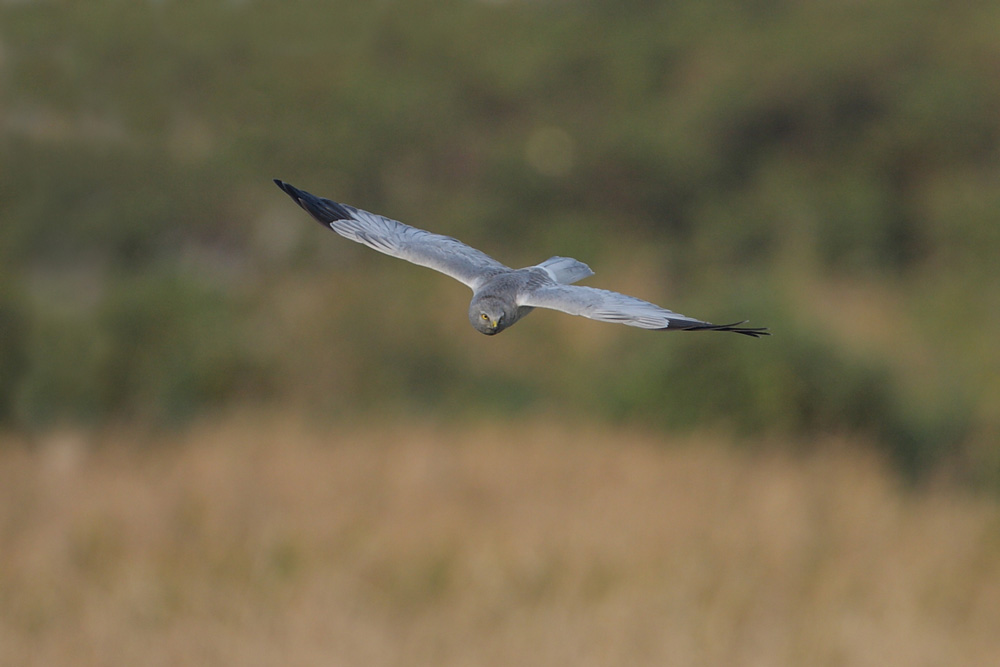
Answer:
[274, 180, 769, 338]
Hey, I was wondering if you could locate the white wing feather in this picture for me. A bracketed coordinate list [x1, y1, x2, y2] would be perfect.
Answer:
[275, 180, 508, 290]
[517, 284, 769, 336]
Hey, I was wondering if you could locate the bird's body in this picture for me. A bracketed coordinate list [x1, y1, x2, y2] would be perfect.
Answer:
[469, 268, 548, 335]
[274, 180, 769, 338]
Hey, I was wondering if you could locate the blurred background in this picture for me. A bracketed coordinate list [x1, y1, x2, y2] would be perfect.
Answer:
[2, 1, 1000, 664]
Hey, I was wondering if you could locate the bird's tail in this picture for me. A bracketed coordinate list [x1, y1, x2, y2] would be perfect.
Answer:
[535, 256, 594, 285]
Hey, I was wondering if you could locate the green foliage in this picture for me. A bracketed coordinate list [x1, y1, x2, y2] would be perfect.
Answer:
[596, 304, 969, 480]
[0, 283, 29, 422]
[1, 0, 997, 481]
[96, 271, 271, 422]
[10, 270, 270, 426]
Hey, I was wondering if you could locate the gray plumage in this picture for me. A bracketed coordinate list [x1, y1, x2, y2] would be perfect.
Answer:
[274, 180, 769, 338]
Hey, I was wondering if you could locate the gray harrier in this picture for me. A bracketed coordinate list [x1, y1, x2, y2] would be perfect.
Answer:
[275, 180, 768, 338]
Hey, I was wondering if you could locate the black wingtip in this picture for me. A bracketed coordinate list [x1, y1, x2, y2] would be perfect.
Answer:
[272, 180, 356, 226]
[675, 320, 771, 338]
[273, 178, 301, 200]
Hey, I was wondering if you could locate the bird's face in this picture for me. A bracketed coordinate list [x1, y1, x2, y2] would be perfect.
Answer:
[469, 299, 508, 335]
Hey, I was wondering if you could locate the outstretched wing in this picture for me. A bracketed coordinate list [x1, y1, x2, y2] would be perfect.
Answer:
[518, 284, 770, 337]
[275, 180, 509, 290]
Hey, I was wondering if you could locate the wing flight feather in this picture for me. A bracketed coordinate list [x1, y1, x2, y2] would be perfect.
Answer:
[518, 284, 769, 337]
[275, 180, 508, 290]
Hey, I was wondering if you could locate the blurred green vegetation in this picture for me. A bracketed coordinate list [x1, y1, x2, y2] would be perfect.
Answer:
[2, 0, 998, 483]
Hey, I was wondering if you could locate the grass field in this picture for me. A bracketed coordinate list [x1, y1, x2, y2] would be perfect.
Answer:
[2, 416, 999, 666]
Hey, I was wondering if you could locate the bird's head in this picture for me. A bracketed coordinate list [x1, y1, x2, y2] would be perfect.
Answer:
[469, 296, 510, 335]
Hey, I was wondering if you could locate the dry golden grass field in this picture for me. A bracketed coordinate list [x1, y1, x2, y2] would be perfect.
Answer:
[2, 415, 999, 666]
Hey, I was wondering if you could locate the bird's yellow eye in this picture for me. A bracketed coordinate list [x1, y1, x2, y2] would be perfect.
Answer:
[481, 313, 489, 321]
